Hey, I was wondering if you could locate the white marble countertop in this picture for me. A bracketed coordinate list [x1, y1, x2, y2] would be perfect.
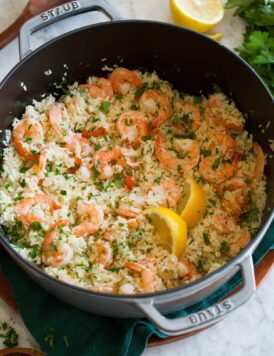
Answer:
[0, 0, 273, 355]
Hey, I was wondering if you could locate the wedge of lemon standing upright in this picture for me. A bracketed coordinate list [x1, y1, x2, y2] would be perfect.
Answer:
[170, 0, 224, 33]
[143, 207, 187, 257]
[177, 178, 206, 228]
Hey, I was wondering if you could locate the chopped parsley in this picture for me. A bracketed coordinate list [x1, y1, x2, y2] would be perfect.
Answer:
[60, 190, 67, 196]
[0, 322, 18, 348]
[24, 137, 33, 143]
[208, 198, 216, 207]
[9, 220, 23, 241]
[220, 240, 230, 253]
[91, 116, 100, 123]
[130, 104, 139, 111]
[197, 260, 205, 274]
[29, 248, 37, 259]
[99, 101, 112, 114]
[241, 200, 259, 226]
[211, 157, 221, 170]
[95, 144, 102, 151]
[200, 149, 211, 157]
[135, 83, 148, 96]
[203, 232, 211, 245]
[93, 165, 101, 180]
[114, 176, 124, 188]
[193, 96, 203, 104]
[50, 244, 57, 252]
[109, 266, 125, 272]
[184, 131, 196, 139]
[146, 216, 153, 224]
[115, 201, 120, 209]
[19, 165, 29, 173]
[57, 78, 68, 94]
[154, 177, 162, 184]
[19, 179, 26, 188]
[30, 222, 43, 231]
[241, 152, 247, 161]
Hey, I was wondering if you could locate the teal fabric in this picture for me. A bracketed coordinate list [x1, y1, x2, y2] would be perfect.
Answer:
[0, 222, 273, 356]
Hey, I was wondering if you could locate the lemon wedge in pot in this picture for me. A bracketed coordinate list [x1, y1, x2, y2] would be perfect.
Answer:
[177, 178, 206, 228]
[170, 0, 224, 33]
[143, 207, 187, 257]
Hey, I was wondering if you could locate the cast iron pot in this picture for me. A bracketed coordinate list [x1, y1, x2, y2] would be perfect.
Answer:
[0, 0, 273, 336]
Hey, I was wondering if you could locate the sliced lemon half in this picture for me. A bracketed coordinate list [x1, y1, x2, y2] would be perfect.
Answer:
[207, 32, 224, 41]
[170, 0, 224, 33]
[143, 207, 187, 257]
[177, 178, 206, 228]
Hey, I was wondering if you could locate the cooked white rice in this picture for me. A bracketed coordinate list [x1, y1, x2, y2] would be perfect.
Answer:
[0, 68, 266, 294]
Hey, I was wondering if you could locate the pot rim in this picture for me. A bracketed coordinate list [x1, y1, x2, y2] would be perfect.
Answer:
[0, 19, 273, 301]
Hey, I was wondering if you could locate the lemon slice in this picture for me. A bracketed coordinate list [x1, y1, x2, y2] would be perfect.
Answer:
[170, 0, 224, 33]
[207, 32, 224, 41]
[177, 178, 206, 228]
[144, 207, 187, 257]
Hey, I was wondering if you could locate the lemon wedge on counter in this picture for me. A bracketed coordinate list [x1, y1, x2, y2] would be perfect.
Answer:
[170, 0, 224, 33]
[207, 32, 224, 41]
[144, 207, 187, 257]
[177, 178, 206, 228]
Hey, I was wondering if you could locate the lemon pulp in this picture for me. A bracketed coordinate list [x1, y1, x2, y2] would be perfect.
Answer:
[144, 207, 187, 257]
[177, 178, 206, 228]
[170, 0, 224, 33]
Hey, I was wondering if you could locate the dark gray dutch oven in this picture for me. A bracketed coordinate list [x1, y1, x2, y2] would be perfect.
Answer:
[0, 0, 273, 336]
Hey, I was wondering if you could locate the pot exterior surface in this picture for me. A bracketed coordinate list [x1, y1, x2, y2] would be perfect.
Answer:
[0, 21, 273, 320]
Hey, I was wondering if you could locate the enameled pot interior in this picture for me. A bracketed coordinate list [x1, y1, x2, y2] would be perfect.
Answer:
[0, 21, 273, 298]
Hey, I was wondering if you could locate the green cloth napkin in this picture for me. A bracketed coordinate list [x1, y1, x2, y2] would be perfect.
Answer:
[0, 222, 273, 356]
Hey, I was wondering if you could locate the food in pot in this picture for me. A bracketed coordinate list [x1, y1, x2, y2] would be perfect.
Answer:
[0, 67, 266, 294]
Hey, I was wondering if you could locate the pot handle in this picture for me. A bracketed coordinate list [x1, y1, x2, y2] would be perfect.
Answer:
[135, 254, 256, 335]
[19, 0, 122, 59]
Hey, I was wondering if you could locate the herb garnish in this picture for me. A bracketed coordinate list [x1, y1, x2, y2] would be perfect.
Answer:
[99, 101, 112, 114]
[0, 322, 18, 348]
[225, 0, 274, 94]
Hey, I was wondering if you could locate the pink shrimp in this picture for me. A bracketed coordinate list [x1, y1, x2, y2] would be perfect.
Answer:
[125, 260, 155, 293]
[90, 286, 116, 293]
[221, 177, 250, 218]
[178, 258, 201, 281]
[79, 78, 113, 98]
[115, 203, 141, 218]
[228, 228, 251, 257]
[42, 220, 73, 267]
[72, 200, 103, 237]
[154, 131, 200, 172]
[90, 240, 113, 268]
[48, 103, 67, 136]
[171, 101, 201, 132]
[109, 67, 142, 95]
[16, 194, 61, 225]
[253, 142, 265, 180]
[206, 93, 244, 132]
[199, 130, 239, 184]
[150, 177, 181, 208]
[139, 89, 171, 128]
[92, 148, 116, 179]
[116, 111, 149, 145]
[66, 133, 93, 165]
[93, 146, 135, 179]
[33, 149, 48, 176]
[12, 119, 43, 161]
